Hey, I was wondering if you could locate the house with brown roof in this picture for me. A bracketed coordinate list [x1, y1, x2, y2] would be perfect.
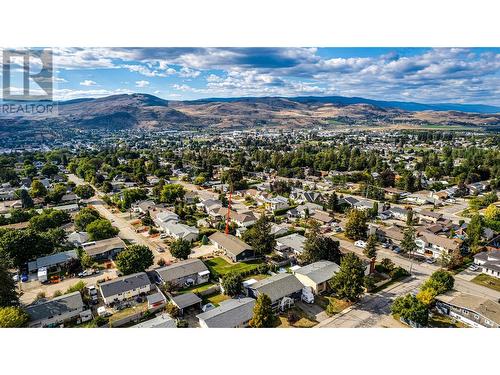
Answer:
[209, 231, 255, 262]
[415, 230, 462, 259]
[81, 237, 126, 260]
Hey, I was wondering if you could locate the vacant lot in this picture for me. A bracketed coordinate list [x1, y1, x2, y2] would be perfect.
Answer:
[315, 295, 352, 315]
[471, 273, 500, 292]
[275, 307, 318, 328]
[205, 257, 263, 276]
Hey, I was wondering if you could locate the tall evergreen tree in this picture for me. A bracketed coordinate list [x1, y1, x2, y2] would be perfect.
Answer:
[329, 253, 366, 302]
[249, 294, 274, 328]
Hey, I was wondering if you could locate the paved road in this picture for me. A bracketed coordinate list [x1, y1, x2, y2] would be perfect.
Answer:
[316, 277, 422, 328]
[68, 174, 173, 264]
[335, 235, 500, 300]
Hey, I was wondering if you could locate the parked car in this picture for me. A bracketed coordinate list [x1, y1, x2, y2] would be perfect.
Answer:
[382, 242, 390, 248]
[202, 303, 215, 312]
[21, 274, 29, 282]
[78, 268, 98, 278]
[157, 246, 165, 253]
[468, 264, 479, 271]
[354, 240, 367, 249]
[391, 245, 401, 253]
[425, 258, 436, 264]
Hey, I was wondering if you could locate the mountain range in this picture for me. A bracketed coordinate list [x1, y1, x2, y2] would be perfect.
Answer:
[1, 93, 499, 132]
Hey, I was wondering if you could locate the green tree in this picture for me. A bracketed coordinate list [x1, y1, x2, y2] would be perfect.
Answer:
[345, 209, 367, 241]
[169, 239, 192, 260]
[249, 294, 274, 328]
[301, 225, 341, 264]
[41, 163, 59, 177]
[18, 189, 33, 209]
[0, 263, 19, 307]
[484, 204, 500, 221]
[201, 235, 209, 245]
[466, 214, 483, 252]
[242, 215, 275, 255]
[30, 179, 47, 198]
[29, 209, 70, 232]
[363, 234, 377, 259]
[401, 226, 417, 255]
[406, 209, 414, 226]
[160, 184, 185, 204]
[115, 245, 154, 275]
[391, 294, 429, 327]
[221, 272, 243, 297]
[86, 219, 119, 241]
[422, 270, 454, 295]
[74, 184, 95, 199]
[0, 306, 29, 327]
[0, 229, 52, 267]
[74, 207, 101, 231]
[328, 191, 339, 212]
[329, 252, 366, 302]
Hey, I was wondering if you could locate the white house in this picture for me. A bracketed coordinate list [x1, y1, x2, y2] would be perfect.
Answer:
[474, 250, 500, 279]
[159, 221, 199, 242]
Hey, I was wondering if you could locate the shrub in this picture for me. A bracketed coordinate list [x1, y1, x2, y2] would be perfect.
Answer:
[364, 275, 377, 292]
[165, 302, 180, 318]
[390, 266, 410, 280]
[287, 310, 300, 324]
[257, 263, 270, 274]
[177, 319, 189, 328]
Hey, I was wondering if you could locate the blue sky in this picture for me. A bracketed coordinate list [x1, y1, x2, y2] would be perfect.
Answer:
[17, 47, 500, 104]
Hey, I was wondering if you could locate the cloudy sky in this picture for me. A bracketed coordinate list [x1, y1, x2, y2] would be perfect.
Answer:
[6, 47, 500, 104]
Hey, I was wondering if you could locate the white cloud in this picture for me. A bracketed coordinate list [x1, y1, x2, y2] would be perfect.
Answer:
[79, 80, 97, 86]
[135, 80, 150, 88]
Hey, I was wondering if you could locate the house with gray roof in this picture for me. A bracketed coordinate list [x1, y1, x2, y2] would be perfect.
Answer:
[99, 272, 152, 305]
[197, 297, 256, 328]
[155, 258, 210, 287]
[275, 233, 306, 256]
[293, 260, 340, 294]
[474, 250, 500, 279]
[81, 237, 126, 260]
[248, 273, 304, 309]
[27, 249, 78, 274]
[131, 313, 176, 328]
[26, 291, 91, 328]
[159, 221, 199, 242]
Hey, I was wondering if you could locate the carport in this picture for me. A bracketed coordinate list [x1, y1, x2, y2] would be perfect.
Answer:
[170, 293, 202, 315]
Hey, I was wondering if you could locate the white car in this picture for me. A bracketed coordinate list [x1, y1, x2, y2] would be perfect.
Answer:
[354, 240, 367, 249]
[468, 264, 479, 271]
[201, 303, 215, 312]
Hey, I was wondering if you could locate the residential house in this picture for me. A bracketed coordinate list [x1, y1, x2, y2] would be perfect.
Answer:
[265, 196, 290, 212]
[133, 199, 156, 214]
[67, 231, 89, 246]
[474, 250, 500, 279]
[467, 181, 489, 195]
[418, 209, 443, 224]
[231, 210, 258, 228]
[159, 221, 199, 242]
[293, 260, 340, 294]
[275, 233, 306, 256]
[248, 273, 304, 310]
[99, 272, 152, 305]
[376, 225, 405, 244]
[26, 291, 92, 328]
[154, 210, 179, 226]
[270, 224, 289, 238]
[131, 313, 176, 328]
[27, 250, 78, 275]
[197, 297, 256, 328]
[53, 203, 79, 213]
[435, 291, 500, 328]
[310, 210, 333, 225]
[155, 258, 210, 287]
[415, 230, 462, 259]
[209, 232, 255, 262]
[81, 237, 126, 260]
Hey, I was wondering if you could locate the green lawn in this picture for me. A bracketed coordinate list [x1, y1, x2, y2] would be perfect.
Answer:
[205, 257, 263, 276]
[471, 273, 500, 292]
[428, 314, 467, 328]
[178, 282, 217, 295]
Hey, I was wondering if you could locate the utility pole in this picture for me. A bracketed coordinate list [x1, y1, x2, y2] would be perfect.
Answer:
[225, 188, 233, 235]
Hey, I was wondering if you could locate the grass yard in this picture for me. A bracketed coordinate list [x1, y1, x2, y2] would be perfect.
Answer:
[275, 307, 318, 328]
[243, 273, 269, 281]
[205, 293, 230, 306]
[471, 273, 500, 292]
[205, 257, 263, 276]
[108, 302, 148, 325]
[315, 295, 352, 315]
[428, 314, 467, 328]
[178, 282, 217, 295]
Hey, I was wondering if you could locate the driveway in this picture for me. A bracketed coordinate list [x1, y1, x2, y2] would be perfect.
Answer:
[19, 269, 118, 305]
[316, 277, 422, 328]
[296, 301, 329, 322]
[189, 244, 216, 259]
